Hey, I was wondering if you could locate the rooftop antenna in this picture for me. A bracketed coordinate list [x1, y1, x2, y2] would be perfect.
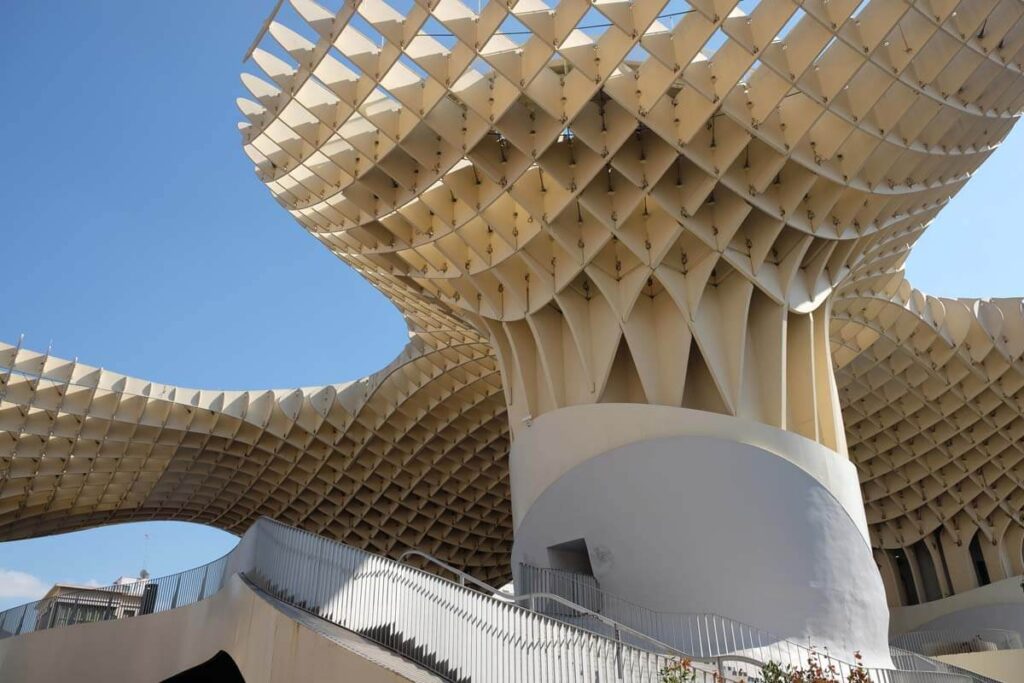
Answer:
[140, 532, 150, 579]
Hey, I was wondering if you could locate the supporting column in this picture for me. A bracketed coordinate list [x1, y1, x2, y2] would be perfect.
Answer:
[939, 531, 981, 595]
[980, 536, 1009, 583]
[1004, 526, 1024, 576]
[510, 404, 893, 667]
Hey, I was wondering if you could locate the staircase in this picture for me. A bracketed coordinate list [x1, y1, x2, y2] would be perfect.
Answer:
[238, 518, 703, 682]
[517, 564, 998, 683]
[0, 518, 997, 682]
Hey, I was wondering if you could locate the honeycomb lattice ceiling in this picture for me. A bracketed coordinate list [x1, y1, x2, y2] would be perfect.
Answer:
[3, 0, 1024, 589]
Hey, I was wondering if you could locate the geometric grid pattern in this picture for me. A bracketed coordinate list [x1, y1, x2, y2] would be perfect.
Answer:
[834, 272, 1024, 598]
[6, 269, 1024, 593]
[239, 0, 1024, 451]
[4, 0, 1024, 601]
[0, 330, 512, 584]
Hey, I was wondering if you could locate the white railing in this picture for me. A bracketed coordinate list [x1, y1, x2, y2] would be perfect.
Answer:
[519, 564, 856, 674]
[889, 647, 1001, 683]
[517, 564, 986, 683]
[240, 518, 725, 682]
[0, 551, 229, 638]
[397, 548, 722, 667]
[1, 519, 710, 681]
[0, 518, 1002, 683]
[890, 628, 1024, 657]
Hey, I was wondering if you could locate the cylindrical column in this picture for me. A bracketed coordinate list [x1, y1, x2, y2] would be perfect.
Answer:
[510, 404, 893, 668]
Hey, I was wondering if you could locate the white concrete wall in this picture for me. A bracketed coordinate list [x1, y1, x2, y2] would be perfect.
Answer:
[889, 574, 1024, 635]
[511, 404, 892, 667]
[936, 649, 1024, 682]
[0, 575, 428, 683]
[510, 404, 870, 542]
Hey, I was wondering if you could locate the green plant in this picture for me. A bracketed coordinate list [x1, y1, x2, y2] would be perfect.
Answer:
[846, 651, 872, 683]
[660, 656, 698, 683]
[788, 649, 840, 683]
[759, 649, 873, 683]
[760, 660, 790, 683]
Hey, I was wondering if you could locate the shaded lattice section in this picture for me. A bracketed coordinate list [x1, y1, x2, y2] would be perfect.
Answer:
[239, 0, 1024, 447]
[0, 334, 512, 584]
[833, 273, 1024, 603]
[7, 0, 1024, 609]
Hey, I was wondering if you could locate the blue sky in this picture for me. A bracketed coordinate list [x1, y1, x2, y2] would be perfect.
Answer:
[0, 1, 1021, 611]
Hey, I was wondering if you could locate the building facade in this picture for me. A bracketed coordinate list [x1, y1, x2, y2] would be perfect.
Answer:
[34, 577, 148, 630]
[2, 0, 1024, 673]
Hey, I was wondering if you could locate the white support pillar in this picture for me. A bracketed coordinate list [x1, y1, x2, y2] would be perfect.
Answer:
[510, 404, 894, 668]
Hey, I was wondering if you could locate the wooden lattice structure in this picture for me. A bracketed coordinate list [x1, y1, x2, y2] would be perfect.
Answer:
[3, 0, 1024, 595]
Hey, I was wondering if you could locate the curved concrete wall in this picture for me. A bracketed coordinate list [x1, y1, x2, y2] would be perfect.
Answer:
[511, 405, 891, 667]
[935, 649, 1024, 682]
[920, 603, 1024, 637]
[889, 574, 1024, 636]
[510, 404, 869, 543]
[0, 575, 431, 683]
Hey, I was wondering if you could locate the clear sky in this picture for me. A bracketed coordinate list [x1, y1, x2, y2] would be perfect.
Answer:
[0, 1, 1021, 611]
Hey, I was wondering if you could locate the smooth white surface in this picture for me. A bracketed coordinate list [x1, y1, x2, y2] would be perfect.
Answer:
[936, 649, 1024, 683]
[510, 404, 869, 542]
[0, 574, 433, 683]
[511, 406, 892, 667]
[890, 575, 1024, 635]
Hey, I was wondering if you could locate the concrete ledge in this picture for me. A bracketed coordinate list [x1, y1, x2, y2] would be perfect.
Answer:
[512, 419, 892, 667]
[0, 575, 442, 683]
[510, 404, 868, 544]
[936, 649, 1024, 683]
[889, 575, 1024, 635]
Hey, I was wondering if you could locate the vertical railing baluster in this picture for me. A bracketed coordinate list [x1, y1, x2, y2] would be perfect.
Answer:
[198, 563, 209, 601]
[15, 603, 28, 635]
[169, 573, 181, 610]
[8, 517, 985, 683]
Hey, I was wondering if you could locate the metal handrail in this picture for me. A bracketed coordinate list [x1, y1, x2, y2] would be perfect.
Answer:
[0, 519, 989, 683]
[404, 548, 698, 662]
[516, 563, 986, 683]
[0, 548, 231, 639]
[246, 518, 727, 681]
[0, 520, 712, 679]
[891, 627, 1024, 657]
[397, 549, 516, 599]
[890, 647, 1002, 683]
[519, 563, 852, 661]
[399, 547, 823, 680]
[517, 592, 686, 657]
[399, 551, 978, 682]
